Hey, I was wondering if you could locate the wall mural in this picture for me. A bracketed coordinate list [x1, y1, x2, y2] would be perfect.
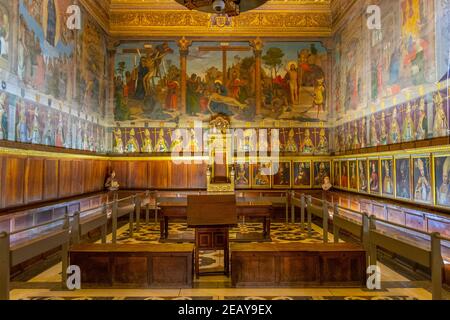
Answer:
[0, 0, 108, 152]
[333, 0, 449, 152]
[113, 40, 329, 146]
[111, 126, 329, 155]
[335, 90, 449, 153]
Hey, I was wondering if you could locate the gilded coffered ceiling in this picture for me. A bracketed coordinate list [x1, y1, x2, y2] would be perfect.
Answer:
[81, 0, 335, 39]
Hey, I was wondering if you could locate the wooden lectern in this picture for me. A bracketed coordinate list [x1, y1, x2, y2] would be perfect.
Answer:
[187, 195, 237, 278]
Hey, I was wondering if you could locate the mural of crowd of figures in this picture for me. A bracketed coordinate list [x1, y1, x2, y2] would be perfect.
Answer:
[111, 127, 329, 155]
[0, 90, 106, 152]
[0, 0, 108, 151]
[334, 89, 449, 152]
[232, 160, 331, 189]
[332, 0, 450, 141]
[333, 152, 450, 209]
[114, 40, 328, 124]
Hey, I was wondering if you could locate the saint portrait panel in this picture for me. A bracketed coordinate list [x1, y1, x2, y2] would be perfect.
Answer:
[435, 156, 450, 207]
[273, 162, 291, 188]
[340, 161, 349, 189]
[358, 159, 368, 193]
[252, 162, 271, 188]
[349, 160, 358, 190]
[381, 158, 394, 197]
[395, 158, 411, 200]
[333, 161, 340, 187]
[413, 156, 432, 203]
[293, 161, 311, 189]
[235, 162, 250, 189]
[369, 159, 380, 194]
[313, 161, 331, 188]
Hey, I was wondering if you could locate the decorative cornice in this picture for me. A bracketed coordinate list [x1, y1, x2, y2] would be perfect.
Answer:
[109, 11, 332, 38]
[80, 0, 333, 38]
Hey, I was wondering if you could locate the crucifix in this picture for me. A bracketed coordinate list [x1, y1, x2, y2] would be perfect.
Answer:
[198, 44, 251, 85]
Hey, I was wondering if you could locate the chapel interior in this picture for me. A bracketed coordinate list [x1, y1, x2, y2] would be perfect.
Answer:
[0, 0, 450, 301]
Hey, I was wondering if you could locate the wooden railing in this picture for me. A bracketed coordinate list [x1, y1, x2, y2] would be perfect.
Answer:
[291, 193, 450, 300]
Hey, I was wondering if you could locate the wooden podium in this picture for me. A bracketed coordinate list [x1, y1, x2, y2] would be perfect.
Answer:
[187, 195, 237, 278]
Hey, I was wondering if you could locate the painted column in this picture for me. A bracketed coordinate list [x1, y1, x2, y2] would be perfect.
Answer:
[178, 37, 192, 115]
[250, 38, 263, 116]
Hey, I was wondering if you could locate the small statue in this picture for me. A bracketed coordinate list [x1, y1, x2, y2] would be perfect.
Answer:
[322, 176, 332, 191]
[105, 170, 120, 191]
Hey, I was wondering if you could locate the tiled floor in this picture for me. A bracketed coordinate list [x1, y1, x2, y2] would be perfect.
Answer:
[9, 222, 450, 301]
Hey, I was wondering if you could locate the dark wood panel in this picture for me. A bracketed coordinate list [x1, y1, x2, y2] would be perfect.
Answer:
[0, 155, 3, 208]
[169, 162, 188, 189]
[24, 158, 44, 204]
[111, 161, 128, 189]
[71, 161, 85, 196]
[128, 161, 148, 189]
[43, 159, 59, 201]
[70, 244, 194, 288]
[150, 161, 168, 189]
[83, 160, 94, 193]
[58, 160, 72, 198]
[189, 162, 207, 189]
[93, 160, 108, 192]
[231, 243, 366, 287]
[2, 156, 26, 208]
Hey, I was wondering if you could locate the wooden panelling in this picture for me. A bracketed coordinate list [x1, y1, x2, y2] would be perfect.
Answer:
[24, 158, 44, 204]
[111, 161, 128, 188]
[128, 161, 148, 189]
[58, 160, 73, 198]
[0, 155, 3, 206]
[83, 160, 94, 193]
[0, 154, 108, 210]
[43, 159, 59, 201]
[71, 161, 85, 196]
[150, 161, 168, 189]
[170, 162, 188, 189]
[2, 157, 26, 208]
[189, 162, 207, 189]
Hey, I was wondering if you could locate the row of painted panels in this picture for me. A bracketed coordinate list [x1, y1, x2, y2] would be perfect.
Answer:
[233, 160, 330, 190]
[331, 153, 450, 209]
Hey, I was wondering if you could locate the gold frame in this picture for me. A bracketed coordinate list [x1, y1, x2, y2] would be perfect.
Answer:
[340, 160, 349, 190]
[380, 156, 395, 199]
[251, 161, 272, 189]
[394, 155, 412, 201]
[348, 159, 358, 191]
[411, 154, 433, 205]
[332, 159, 341, 188]
[234, 160, 251, 190]
[312, 160, 331, 188]
[272, 161, 292, 189]
[432, 153, 450, 210]
[292, 160, 312, 189]
[368, 157, 381, 195]
[357, 158, 368, 194]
